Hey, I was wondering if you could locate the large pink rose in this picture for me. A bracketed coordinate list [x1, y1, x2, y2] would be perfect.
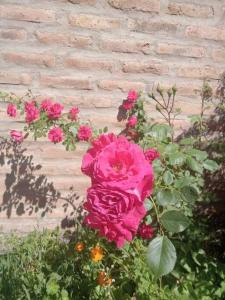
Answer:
[84, 185, 146, 248]
[82, 134, 153, 200]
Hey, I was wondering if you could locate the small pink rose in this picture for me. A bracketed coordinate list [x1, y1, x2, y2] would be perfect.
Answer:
[10, 130, 23, 143]
[25, 101, 39, 124]
[40, 99, 52, 112]
[127, 90, 138, 102]
[47, 102, 64, 120]
[122, 100, 135, 111]
[138, 223, 154, 240]
[127, 116, 137, 127]
[144, 148, 160, 162]
[48, 127, 63, 143]
[7, 103, 17, 118]
[77, 125, 92, 141]
[69, 106, 79, 121]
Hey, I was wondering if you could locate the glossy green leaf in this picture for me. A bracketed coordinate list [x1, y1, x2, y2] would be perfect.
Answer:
[181, 186, 199, 202]
[156, 190, 177, 206]
[147, 236, 177, 278]
[163, 171, 174, 185]
[161, 210, 189, 233]
[169, 153, 185, 166]
[203, 159, 219, 172]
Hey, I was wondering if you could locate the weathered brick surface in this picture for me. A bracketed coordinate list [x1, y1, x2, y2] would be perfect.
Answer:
[0, 0, 224, 234]
[108, 0, 160, 13]
[3, 52, 55, 68]
[168, 2, 214, 18]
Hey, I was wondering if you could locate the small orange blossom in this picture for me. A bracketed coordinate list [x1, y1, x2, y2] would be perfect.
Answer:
[97, 271, 113, 286]
[90, 245, 104, 262]
[75, 242, 85, 252]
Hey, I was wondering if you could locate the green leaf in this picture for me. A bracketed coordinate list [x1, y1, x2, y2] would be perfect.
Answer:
[147, 236, 177, 278]
[163, 171, 174, 185]
[46, 280, 59, 295]
[144, 199, 153, 211]
[169, 153, 185, 166]
[203, 159, 219, 172]
[148, 124, 172, 141]
[186, 149, 208, 161]
[156, 190, 177, 206]
[181, 186, 198, 202]
[179, 137, 195, 146]
[161, 210, 189, 233]
[145, 215, 153, 225]
[186, 157, 203, 173]
[61, 289, 69, 300]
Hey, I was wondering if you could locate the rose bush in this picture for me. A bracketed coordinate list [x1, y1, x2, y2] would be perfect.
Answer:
[0, 83, 223, 299]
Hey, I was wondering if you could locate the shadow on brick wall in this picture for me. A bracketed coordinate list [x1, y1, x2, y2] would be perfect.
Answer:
[0, 138, 84, 228]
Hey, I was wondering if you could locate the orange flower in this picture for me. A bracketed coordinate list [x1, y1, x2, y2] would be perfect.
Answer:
[90, 245, 104, 262]
[97, 271, 113, 286]
[75, 242, 85, 252]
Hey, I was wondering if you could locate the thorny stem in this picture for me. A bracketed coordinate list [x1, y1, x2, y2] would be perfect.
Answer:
[150, 196, 164, 236]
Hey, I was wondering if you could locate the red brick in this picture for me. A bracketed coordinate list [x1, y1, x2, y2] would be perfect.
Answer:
[108, 0, 160, 12]
[211, 49, 225, 62]
[129, 19, 178, 34]
[156, 43, 206, 58]
[0, 71, 32, 85]
[186, 25, 225, 41]
[68, 0, 96, 4]
[100, 37, 151, 54]
[3, 52, 55, 67]
[35, 31, 92, 48]
[168, 2, 214, 18]
[177, 65, 221, 79]
[40, 75, 93, 90]
[0, 5, 55, 23]
[98, 79, 145, 92]
[69, 14, 121, 31]
[0, 29, 27, 40]
[65, 56, 113, 71]
[122, 60, 168, 75]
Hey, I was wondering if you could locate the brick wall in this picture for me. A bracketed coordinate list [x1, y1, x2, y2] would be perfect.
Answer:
[0, 0, 224, 234]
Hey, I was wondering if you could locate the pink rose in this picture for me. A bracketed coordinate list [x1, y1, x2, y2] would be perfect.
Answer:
[48, 127, 63, 143]
[25, 102, 39, 124]
[82, 134, 153, 200]
[7, 103, 17, 118]
[122, 90, 139, 111]
[122, 100, 135, 111]
[77, 125, 92, 141]
[139, 223, 154, 239]
[127, 90, 138, 102]
[84, 185, 146, 248]
[144, 148, 160, 162]
[69, 106, 79, 121]
[47, 102, 63, 120]
[10, 130, 23, 143]
[40, 99, 52, 112]
[127, 116, 137, 127]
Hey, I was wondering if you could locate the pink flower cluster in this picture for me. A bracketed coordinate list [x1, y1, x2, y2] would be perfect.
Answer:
[82, 133, 154, 248]
[138, 223, 154, 240]
[144, 148, 160, 162]
[122, 90, 138, 111]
